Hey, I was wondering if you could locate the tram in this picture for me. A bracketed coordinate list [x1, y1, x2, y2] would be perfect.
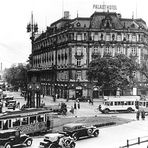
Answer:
[0, 108, 56, 134]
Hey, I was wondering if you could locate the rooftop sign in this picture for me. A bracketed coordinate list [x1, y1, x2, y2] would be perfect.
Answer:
[93, 4, 117, 11]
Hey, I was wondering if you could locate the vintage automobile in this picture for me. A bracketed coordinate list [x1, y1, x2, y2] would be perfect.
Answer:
[63, 123, 99, 141]
[40, 133, 76, 148]
[0, 129, 33, 148]
[4, 96, 14, 107]
[7, 100, 17, 109]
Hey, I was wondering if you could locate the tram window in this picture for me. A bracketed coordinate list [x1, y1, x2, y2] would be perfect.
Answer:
[146, 102, 148, 107]
[110, 102, 113, 106]
[8, 120, 12, 128]
[3, 120, 8, 130]
[37, 115, 44, 122]
[144, 102, 146, 106]
[115, 102, 117, 105]
[121, 101, 124, 105]
[12, 118, 20, 127]
[105, 102, 109, 105]
[30, 116, 36, 124]
[131, 101, 134, 105]
[127, 101, 131, 105]
[21, 117, 28, 125]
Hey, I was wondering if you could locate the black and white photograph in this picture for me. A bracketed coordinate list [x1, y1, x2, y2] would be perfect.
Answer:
[0, 0, 148, 147]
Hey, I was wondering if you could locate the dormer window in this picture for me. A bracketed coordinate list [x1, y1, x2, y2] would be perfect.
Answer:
[77, 22, 81, 27]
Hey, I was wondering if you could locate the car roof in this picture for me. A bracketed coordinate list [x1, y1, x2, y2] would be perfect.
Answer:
[5, 96, 14, 98]
[0, 129, 18, 134]
[63, 123, 84, 128]
[45, 133, 64, 137]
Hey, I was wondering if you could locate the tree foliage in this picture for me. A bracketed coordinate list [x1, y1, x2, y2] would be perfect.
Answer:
[87, 54, 138, 90]
[3, 63, 30, 91]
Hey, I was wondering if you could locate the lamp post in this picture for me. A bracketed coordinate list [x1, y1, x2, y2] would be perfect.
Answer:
[27, 12, 38, 66]
[27, 82, 41, 108]
[26, 13, 40, 108]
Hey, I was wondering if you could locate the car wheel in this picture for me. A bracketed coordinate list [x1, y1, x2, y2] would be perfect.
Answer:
[104, 108, 109, 114]
[87, 129, 93, 136]
[70, 142, 75, 148]
[127, 107, 133, 113]
[26, 139, 32, 146]
[72, 133, 79, 141]
[5, 143, 12, 148]
[93, 131, 99, 137]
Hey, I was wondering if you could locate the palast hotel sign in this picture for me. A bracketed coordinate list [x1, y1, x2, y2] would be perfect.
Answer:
[93, 4, 117, 11]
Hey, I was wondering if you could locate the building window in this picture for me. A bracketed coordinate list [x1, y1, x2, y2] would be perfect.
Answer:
[131, 48, 137, 55]
[76, 48, 82, 56]
[76, 71, 81, 80]
[112, 34, 115, 41]
[84, 33, 87, 41]
[117, 34, 121, 41]
[106, 34, 110, 41]
[77, 59, 81, 67]
[132, 35, 136, 42]
[77, 33, 82, 41]
[94, 32, 99, 41]
[117, 47, 122, 54]
[106, 47, 110, 54]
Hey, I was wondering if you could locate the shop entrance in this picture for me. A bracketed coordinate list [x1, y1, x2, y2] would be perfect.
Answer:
[75, 86, 82, 98]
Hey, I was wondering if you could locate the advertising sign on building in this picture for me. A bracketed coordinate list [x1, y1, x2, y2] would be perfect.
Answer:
[93, 4, 117, 12]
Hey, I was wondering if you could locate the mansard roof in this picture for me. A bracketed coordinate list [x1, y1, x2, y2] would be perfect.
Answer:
[34, 11, 148, 41]
[90, 11, 123, 29]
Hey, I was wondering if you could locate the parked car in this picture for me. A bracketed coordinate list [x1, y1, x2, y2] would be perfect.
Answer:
[63, 123, 99, 141]
[0, 129, 33, 148]
[7, 100, 17, 109]
[4, 96, 14, 107]
[40, 133, 76, 148]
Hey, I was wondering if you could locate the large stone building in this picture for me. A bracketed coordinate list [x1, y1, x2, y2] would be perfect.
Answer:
[28, 11, 148, 99]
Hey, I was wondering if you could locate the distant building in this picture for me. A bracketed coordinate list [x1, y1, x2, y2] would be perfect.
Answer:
[28, 10, 148, 99]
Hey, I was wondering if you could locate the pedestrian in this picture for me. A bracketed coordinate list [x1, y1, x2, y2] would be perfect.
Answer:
[78, 100, 80, 109]
[53, 95, 56, 102]
[74, 100, 77, 109]
[17, 101, 20, 109]
[141, 110, 145, 120]
[70, 106, 74, 114]
[136, 110, 140, 120]
[91, 98, 93, 105]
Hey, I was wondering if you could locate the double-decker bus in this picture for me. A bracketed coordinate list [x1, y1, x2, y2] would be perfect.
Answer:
[0, 108, 56, 134]
[99, 96, 140, 113]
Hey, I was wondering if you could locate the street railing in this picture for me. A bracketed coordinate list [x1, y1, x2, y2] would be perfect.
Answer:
[120, 136, 148, 147]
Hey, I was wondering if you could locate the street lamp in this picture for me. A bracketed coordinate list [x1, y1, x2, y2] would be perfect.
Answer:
[27, 12, 38, 66]
[27, 82, 41, 108]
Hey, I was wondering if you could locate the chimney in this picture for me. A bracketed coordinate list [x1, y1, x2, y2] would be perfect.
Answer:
[64, 11, 70, 19]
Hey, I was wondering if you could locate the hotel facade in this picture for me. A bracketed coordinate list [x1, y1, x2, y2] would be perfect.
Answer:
[27, 10, 148, 99]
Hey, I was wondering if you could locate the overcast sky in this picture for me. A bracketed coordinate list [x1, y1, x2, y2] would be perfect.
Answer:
[0, 0, 148, 69]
